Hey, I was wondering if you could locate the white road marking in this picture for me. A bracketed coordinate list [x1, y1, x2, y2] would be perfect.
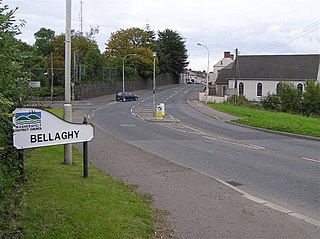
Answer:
[248, 144, 266, 150]
[302, 157, 320, 163]
[202, 136, 265, 150]
[120, 124, 136, 127]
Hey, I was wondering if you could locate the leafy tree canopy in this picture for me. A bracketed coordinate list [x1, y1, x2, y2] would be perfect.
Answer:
[156, 29, 189, 77]
[104, 27, 154, 60]
[33, 27, 55, 56]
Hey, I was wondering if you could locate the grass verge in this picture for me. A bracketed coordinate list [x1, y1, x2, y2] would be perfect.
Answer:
[208, 103, 320, 138]
[20, 145, 154, 239]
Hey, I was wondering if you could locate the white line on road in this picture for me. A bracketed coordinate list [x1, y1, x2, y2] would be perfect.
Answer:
[302, 157, 320, 163]
[202, 136, 265, 150]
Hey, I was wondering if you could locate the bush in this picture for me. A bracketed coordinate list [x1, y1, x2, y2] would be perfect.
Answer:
[301, 80, 320, 116]
[262, 93, 282, 112]
[261, 81, 320, 117]
[277, 82, 301, 114]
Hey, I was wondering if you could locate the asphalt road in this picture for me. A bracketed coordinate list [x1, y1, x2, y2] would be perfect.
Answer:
[92, 84, 320, 221]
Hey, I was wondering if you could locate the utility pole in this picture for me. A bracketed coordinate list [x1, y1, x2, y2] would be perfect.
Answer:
[234, 48, 238, 89]
[64, 0, 72, 165]
[50, 52, 54, 101]
[80, 0, 84, 34]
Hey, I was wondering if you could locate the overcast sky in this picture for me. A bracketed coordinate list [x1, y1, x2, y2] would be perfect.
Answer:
[6, 0, 320, 71]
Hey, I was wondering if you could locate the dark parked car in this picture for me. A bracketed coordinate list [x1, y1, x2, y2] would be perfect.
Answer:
[116, 92, 138, 102]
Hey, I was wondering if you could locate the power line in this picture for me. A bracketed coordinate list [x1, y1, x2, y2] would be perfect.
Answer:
[244, 21, 320, 54]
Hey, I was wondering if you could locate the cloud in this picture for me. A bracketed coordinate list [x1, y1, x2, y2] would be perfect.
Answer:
[8, 0, 320, 71]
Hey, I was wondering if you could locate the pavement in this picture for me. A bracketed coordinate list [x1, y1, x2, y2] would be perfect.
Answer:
[70, 90, 320, 239]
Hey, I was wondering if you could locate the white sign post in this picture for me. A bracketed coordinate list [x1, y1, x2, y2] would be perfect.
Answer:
[12, 108, 94, 178]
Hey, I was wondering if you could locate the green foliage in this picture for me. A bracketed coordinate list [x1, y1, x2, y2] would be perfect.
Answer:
[33, 27, 55, 56]
[227, 95, 248, 105]
[0, 2, 29, 236]
[51, 33, 104, 84]
[104, 27, 153, 60]
[261, 81, 320, 116]
[29, 87, 64, 98]
[104, 27, 190, 81]
[261, 93, 282, 111]
[276, 82, 301, 114]
[81, 44, 104, 81]
[156, 29, 189, 80]
[104, 27, 156, 80]
[301, 80, 320, 116]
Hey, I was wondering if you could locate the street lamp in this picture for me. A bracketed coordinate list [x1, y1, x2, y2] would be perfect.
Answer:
[122, 53, 137, 92]
[152, 51, 157, 116]
[50, 52, 54, 101]
[197, 42, 209, 104]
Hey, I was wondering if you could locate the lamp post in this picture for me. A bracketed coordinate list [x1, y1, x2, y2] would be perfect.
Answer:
[122, 53, 137, 92]
[50, 52, 54, 101]
[152, 51, 157, 116]
[197, 42, 210, 104]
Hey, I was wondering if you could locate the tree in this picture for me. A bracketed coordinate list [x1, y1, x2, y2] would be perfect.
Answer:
[104, 27, 155, 79]
[34, 27, 55, 56]
[0, 1, 29, 236]
[156, 29, 189, 81]
[51, 33, 103, 84]
[104, 27, 154, 58]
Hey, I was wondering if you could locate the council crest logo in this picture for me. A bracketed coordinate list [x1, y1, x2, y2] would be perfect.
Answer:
[14, 110, 42, 131]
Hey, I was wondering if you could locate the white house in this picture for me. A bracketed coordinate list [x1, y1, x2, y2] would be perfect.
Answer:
[224, 54, 320, 101]
[212, 52, 234, 84]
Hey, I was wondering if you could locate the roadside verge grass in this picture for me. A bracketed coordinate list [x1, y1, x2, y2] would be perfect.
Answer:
[20, 145, 154, 239]
[208, 103, 320, 138]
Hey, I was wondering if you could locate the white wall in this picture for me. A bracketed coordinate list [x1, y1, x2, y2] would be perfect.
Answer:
[212, 58, 234, 83]
[228, 80, 305, 101]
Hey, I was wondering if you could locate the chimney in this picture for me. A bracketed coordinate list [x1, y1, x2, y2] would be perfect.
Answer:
[224, 51, 231, 58]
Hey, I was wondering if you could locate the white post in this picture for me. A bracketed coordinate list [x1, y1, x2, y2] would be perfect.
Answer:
[64, 0, 72, 165]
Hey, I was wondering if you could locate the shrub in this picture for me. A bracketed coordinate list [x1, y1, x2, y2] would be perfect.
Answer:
[301, 80, 320, 116]
[262, 93, 282, 112]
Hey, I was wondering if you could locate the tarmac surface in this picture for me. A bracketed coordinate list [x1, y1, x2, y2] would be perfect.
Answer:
[71, 90, 320, 239]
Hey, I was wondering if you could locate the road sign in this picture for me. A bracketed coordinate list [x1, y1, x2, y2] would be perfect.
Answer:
[12, 108, 94, 149]
[156, 105, 163, 119]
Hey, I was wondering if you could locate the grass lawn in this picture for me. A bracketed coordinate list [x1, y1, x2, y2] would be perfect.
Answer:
[18, 108, 154, 238]
[208, 103, 320, 138]
[20, 145, 154, 239]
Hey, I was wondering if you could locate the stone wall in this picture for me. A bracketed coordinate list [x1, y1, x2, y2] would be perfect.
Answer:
[74, 73, 175, 100]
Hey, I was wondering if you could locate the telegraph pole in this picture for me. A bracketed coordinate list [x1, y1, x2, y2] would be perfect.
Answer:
[80, 0, 84, 34]
[234, 48, 238, 89]
[64, 0, 72, 165]
[50, 52, 54, 101]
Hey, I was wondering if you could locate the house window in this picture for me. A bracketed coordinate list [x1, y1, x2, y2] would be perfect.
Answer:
[297, 83, 303, 94]
[239, 82, 244, 95]
[276, 83, 281, 95]
[257, 83, 262, 96]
